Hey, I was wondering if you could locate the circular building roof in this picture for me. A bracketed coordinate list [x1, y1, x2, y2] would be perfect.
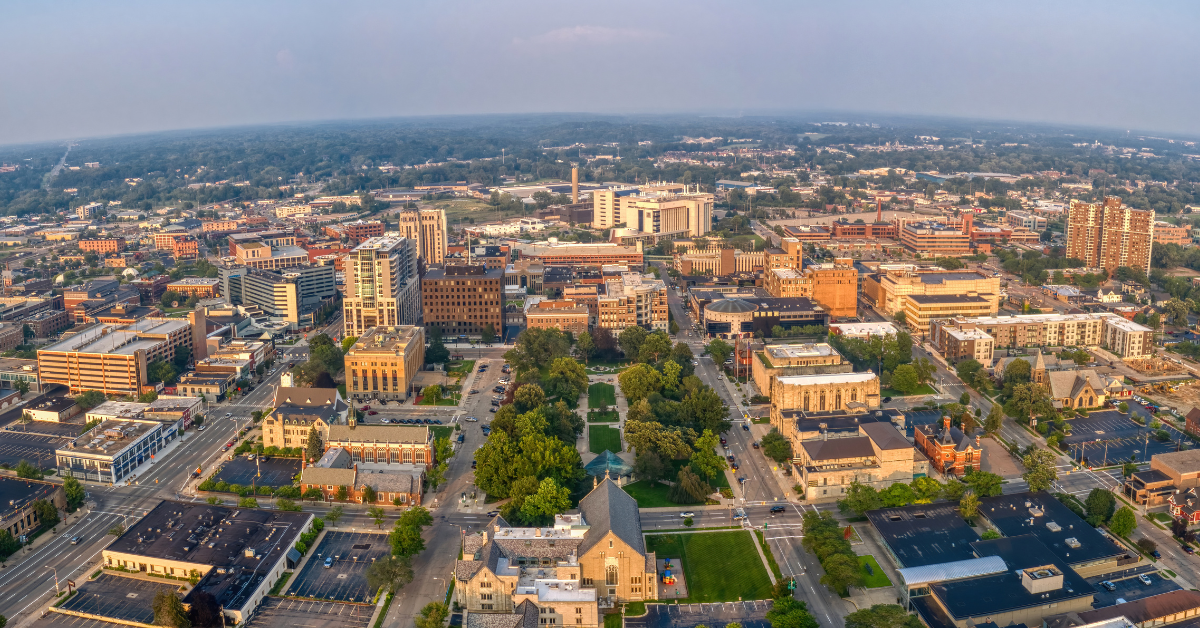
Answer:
[706, 298, 758, 314]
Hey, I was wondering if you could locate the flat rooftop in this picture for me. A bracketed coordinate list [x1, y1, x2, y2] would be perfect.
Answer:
[980, 492, 1128, 565]
[776, 372, 877, 386]
[61, 419, 159, 457]
[916, 272, 989, 284]
[942, 326, 994, 341]
[830, 322, 902, 336]
[950, 312, 1123, 326]
[930, 535, 1093, 620]
[765, 343, 837, 360]
[167, 277, 221, 286]
[907, 294, 991, 305]
[0, 477, 61, 511]
[867, 502, 981, 567]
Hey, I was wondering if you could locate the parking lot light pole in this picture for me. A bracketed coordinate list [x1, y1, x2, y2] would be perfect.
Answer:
[46, 565, 59, 595]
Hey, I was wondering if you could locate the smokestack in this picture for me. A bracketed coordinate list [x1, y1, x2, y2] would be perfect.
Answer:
[571, 167, 579, 204]
[876, 198, 882, 224]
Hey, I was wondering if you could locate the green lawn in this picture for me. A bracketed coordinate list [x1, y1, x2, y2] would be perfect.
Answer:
[589, 426, 622, 454]
[1151, 512, 1173, 523]
[588, 410, 620, 422]
[622, 480, 676, 508]
[588, 383, 617, 408]
[418, 395, 459, 406]
[645, 532, 773, 602]
[670, 458, 729, 489]
[881, 384, 938, 398]
[857, 555, 892, 588]
[431, 426, 453, 441]
[447, 360, 476, 376]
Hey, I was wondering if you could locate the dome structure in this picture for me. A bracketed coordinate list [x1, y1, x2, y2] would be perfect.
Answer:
[705, 298, 758, 314]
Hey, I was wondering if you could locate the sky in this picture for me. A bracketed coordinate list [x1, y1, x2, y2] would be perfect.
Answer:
[3, 0, 1200, 146]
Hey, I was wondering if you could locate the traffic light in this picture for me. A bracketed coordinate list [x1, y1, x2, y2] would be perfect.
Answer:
[788, 579, 796, 590]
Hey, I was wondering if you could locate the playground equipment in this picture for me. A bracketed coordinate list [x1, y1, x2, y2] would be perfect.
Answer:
[661, 559, 676, 585]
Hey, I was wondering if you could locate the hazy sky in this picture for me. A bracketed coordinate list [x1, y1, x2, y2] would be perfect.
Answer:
[3, 0, 1199, 145]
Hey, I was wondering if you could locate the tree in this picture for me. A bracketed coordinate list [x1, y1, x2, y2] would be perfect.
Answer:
[845, 604, 923, 628]
[912, 357, 936, 385]
[1137, 537, 1157, 554]
[238, 497, 259, 508]
[1003, 359, 1032, 387]
[513, 384, 546, 413]
[481, 323, 496, 344]
[152, 591, 191, 628]
[956, 359, 984, 385]
[1084, 489, 1116, 526]
[880, 483, 915, 507]
[633, 451, 666, 482]
[688, 430, 727, 482]
[984, 403, 1003, 435]
[390, 506, 433, 557]
[15, 459, 40, 479]
[890, 364, 920, 394]
[668, 466, 713, 504]
[414, 603, 449, 628]
[638, 331, 672, 364]
[422, 385, 442, 403]
[820, 552, 865, 595]
[706, 338, 733, 365]
[63, 475, 85, 512]
[765, 597, 819, 628]
[1022, 448, 1059, 492]
[760, 429, 793, 464]
[838, 482, 883, 516]
[618, 363, 662, 404]
[305, 427, 324, 462]
[910, 477, 943, 503]
[368, 506, 387, 529]
[366, 555, 414, 594]
[576, 331, 596, 364]
[14, 380, 28, 396]
[963, 470, 1003, 497]
[326, 505, 343, 527]
[960, 392, 971, 406]
[1109, 506, 1137, 537]
[75, 390, 107, 410]
[109, 524, 126, 536]
[335, 485, 349, 501]
[545, 357, 588, 400]
[520, 477, 573, 524]
[425, 334, 450, 364]
[188, 590, 220, 628]
[618, 326, 648, 360]
[1118, 401, 1130, 413]
[959, 489, 980, 520]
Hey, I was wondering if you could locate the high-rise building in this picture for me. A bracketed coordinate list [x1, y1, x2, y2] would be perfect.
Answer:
[597, 273, 669, 331]
[421, 265, 504, 338]
[342, 236, 421, 336]
[395, 208, 447, 265]
[221, 265, 337, 329]
[592, 183, 712, 234]
[1066, 197, 1155, 274]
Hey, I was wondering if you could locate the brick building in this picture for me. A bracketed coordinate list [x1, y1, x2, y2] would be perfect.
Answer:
[914, 417, 982, 476]
[1066, 197, 1155, 274]
[79, 238, 126, 255]
[421, 265, 504, 338]
[524, 299, 590, 335]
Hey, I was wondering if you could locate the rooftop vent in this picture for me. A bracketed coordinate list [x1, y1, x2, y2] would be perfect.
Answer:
[1046, 521, 1062, 532]
[1065, 538, 1081, 548]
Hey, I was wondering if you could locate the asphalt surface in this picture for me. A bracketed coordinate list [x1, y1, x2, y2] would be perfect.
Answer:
[289, 531, 390, 603]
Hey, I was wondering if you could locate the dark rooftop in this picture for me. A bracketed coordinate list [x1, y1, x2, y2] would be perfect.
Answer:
[738, 296, 827, 313]
[784, 409, 886, 437]
[919, 272, 989, 285]
[0, 477, 60, 512]
[800, 436, 875, 461]
[930, 535, 1093, 619]
[110, 500, 310, 610]
[30, 396, 79, 414]
[867, 502, 980, 567]
[424, 266, 503, 280]
[980, 492, 1128, 565]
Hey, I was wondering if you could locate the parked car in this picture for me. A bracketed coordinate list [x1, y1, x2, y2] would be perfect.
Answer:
[1139, 574, 1153, 585]
[1101, 581, 1117, 591]
[466, 416, 478, 422]
[198, 425, 206, 432]
[1152, 550, 1162, 559]
[752, 442, 760, 449]
[726, 455, 735, 463]
[489, 407, 497, 413]
[368, 410, 378, 415]
[882, 396, 893, 403]
[1182, 544, 1195, 554]
[486, 510, 500, 517]
[719, 437, 727, 445]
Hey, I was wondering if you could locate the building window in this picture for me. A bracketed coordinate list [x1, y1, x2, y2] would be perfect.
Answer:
[606, 566, 618, 585]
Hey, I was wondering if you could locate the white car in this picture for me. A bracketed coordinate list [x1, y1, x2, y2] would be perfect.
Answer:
[465, 417, 478, 422]
[198, 425, 206, 431]
[679, 511, 695, 518]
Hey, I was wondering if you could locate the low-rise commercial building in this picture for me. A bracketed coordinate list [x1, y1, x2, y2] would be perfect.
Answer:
[902, 294, 994, 337]
[864, 269, 1001, 314]
[103, 500, 313, 623]
[0, 477, 66, 541]
[1124, 449, 1200, 507]
[167, 277, 220, 299]
[914, 417, 983, 476]
[345, 326, 425, 402]
[324, 422, 434, 469]
[900, 221, 972, 256]
[56, 418, 165, 483]
[298, 448, 424, 505]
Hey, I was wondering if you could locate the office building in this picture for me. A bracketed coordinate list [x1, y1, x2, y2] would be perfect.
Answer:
[231, 231, 309, 270]
[592, 182, 687, 229]
[1005, 210, 1048, 232]
[221, 265, 337, 329]
[103, 500, 313, 623]
[421, 264, 504, 338]
[702, 296, 829, 338]
[167, 277, 220, 299]
[619, 190, 714, 238]
[765, 262, 858, 318]
[395, 208, 448, 264]
[597, 273, 668, 332]
[793, 419, 924, 501]
[900, 221, 973, 256]
[56, 417, 165, 483]
[929, 324, 994, 362]
[275, 204, 312, 218]
[345, 326, 425, 401]
[902, 294, 994, 337]
[863, 269, 1001, 314]
[1066, 197, 1155, 274]
[37, 319, 196, 395]
[930, 313, 1153, 358]
[1123, 450, 1200, 507]
[342, 236, 422, 336]
[79, 238, 126, 255]
[524, 299, 590, 335]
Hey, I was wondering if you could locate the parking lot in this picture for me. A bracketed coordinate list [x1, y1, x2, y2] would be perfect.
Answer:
[288, 531, 391, 603]
[212, 456, 302, 487]
[58, 574, 182, 624]
[625, 600, 774, 628]
[1062, 410, 1195, 465]
[1088, 570, 1180, 608]
[249, 597, 372, 628]
[0, 431, 69, 470]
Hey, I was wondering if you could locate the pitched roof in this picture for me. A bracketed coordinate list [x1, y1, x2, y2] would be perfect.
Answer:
[326, 424, 430, 444]
[275, 386, 342, 408]
[861, 422, 912, 451]
[1046, 370, 1103, 400]
[800, 436, 876, 461]
[300, 467, 355, 486]
[578, 477, 644, 556]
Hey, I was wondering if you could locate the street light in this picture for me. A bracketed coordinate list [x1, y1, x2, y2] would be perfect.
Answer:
[46, 565, 59, 595]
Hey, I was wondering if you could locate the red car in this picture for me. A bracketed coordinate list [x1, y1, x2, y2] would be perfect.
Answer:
[360, 405, 370, 411]
[368, 410, 378, 415]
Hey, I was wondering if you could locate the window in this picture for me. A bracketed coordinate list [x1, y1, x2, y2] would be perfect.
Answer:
[481, 604, 493, 610]
[480, 581, 492, 588]
[605, 566, 618, 585]
[480, 594, 492, 601]
[630, 577, 641, 584]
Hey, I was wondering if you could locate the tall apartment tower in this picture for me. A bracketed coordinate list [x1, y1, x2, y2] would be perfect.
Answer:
[395, 208, 447, 265]
[1066, 197, 1154, 274]
[342, 236, 421, 335]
